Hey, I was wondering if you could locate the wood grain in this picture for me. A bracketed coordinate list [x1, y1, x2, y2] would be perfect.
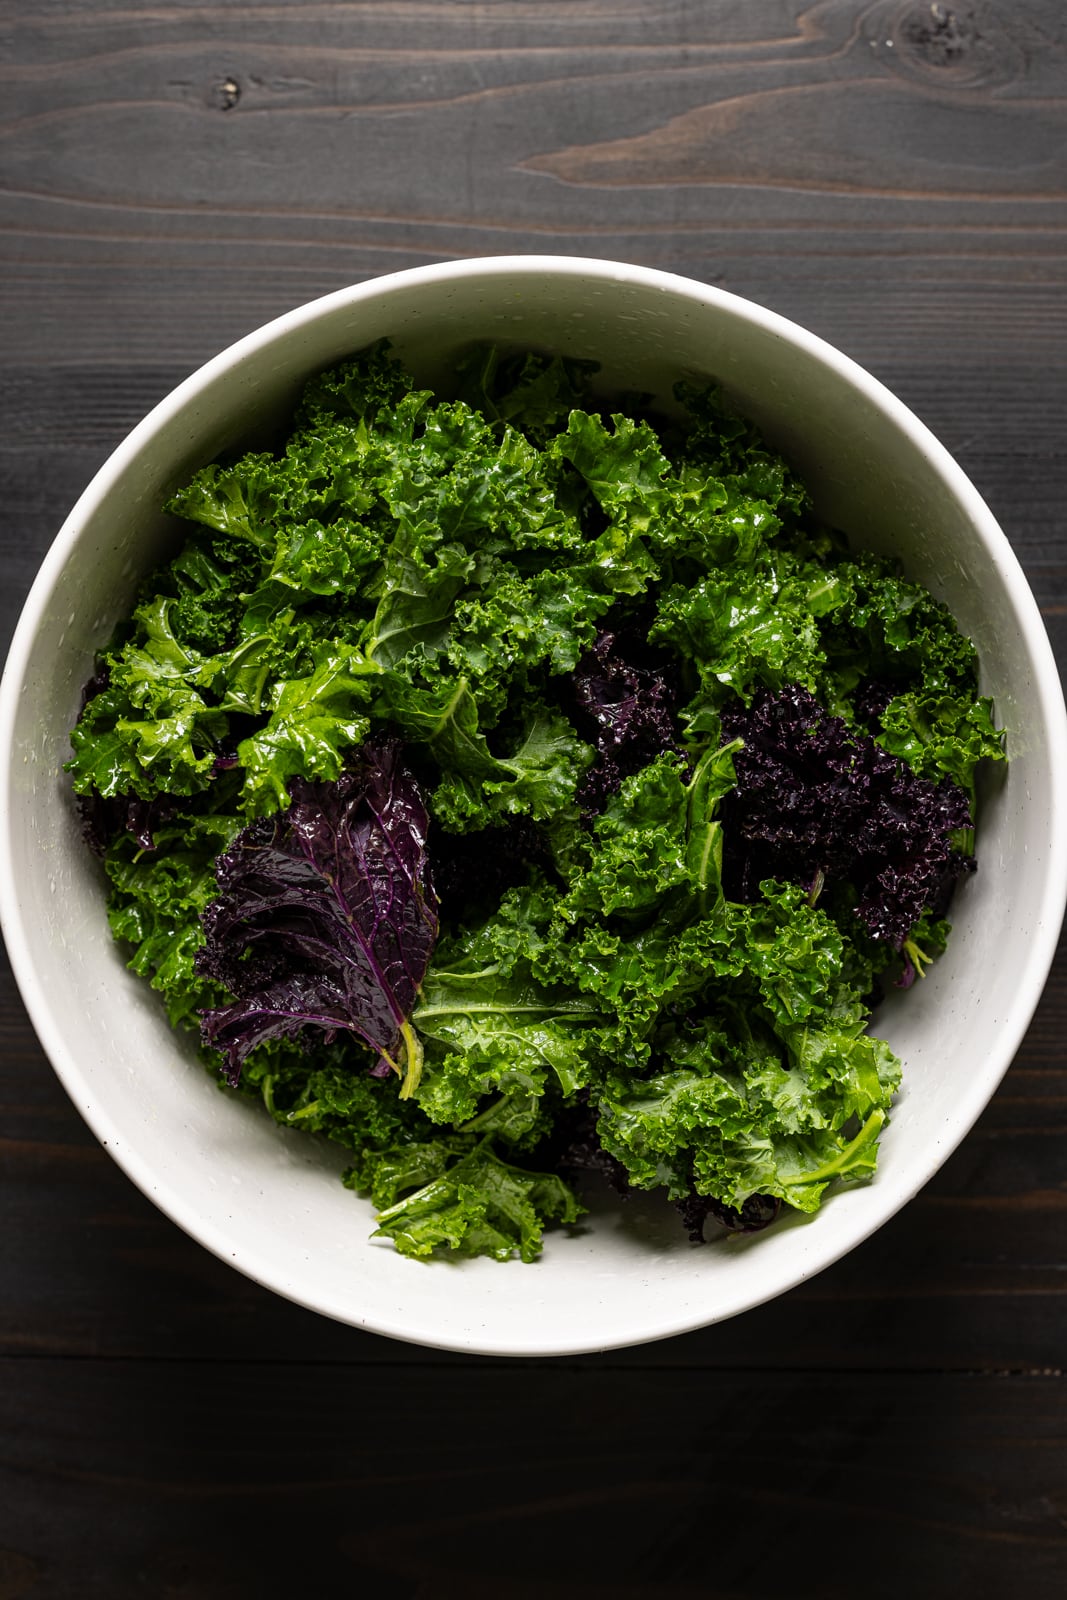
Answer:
[0, 1363, 1064, 1598]
[2, 2, 1067, 1593]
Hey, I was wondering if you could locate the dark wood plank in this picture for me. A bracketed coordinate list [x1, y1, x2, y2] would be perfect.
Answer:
[3, 0, 1066, 380]
[0, 1360, 1064, 1598]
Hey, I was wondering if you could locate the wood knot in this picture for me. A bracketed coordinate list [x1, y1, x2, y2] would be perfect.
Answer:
[208, 76, 241, 112]
[900, 4, 978, 66]
[870, 2, 1023, 91]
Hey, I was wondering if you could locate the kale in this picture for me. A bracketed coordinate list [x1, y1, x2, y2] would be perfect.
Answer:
[452, 344, 598, 445]
[572, 627, 681, 812]
[196, 741, 439, 1095]
[720, 684, 973, 947]
[356, 1136, 584, 1264]
[69, 341, 1004, 1264]
[676, 1190, 781, 1242]
[77, 787, 176, 856]
[240, 1035, 437, 1153]
[105, 806, 241, 1029]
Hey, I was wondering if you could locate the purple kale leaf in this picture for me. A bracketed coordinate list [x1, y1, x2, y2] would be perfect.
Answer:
[850, 675, 898, 732]
[675, 1190, 781, 1241]
[196, 740, 439, 1094]
[77, 788, 176, 855]
[572, 627, 680, 812]
[720, 684, 973, 947]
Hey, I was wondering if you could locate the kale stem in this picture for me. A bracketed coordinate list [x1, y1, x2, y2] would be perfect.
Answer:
[397, 1018, 425, 1100]
[780, 1109, 885, 1188]
[287, 1099, 321, 1123]
[902, 937, 933, 979]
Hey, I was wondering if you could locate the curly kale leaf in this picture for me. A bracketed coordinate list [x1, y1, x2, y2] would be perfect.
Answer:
[873, 688, 1005, 799]
[240, 1037, 437, 1153]
[358, 1136, 584, 1263]
[295, 340, 423, 433]
[165, 538, 263, 654]
[67, 627, 229, 802]
[165, 456, 282, 550]
[452, 344, 598, 443]
[236, 643, 377, 816]
[673, 377, 812, 526]
[572, 627, 680, 810]
[555, 397, 811, 586]
[597, 1058, 889, 1214]
[721, 685, 974, 946]
[831, 563, 982, 693]
[67, 581, 376, 813]
[650, 554, 850, 709]
[381, 676, 593, 830]
[412, 959, 600, 1128]
[554, 410, 676, 539]
[563, 739, 741, 921]
[105, 806, 242, 1028]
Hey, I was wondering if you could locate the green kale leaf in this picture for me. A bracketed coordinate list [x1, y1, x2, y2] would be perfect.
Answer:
[361, 1136, 584, 1263]
[236, 644, 376, 815]
[412, 959, 600, 1126]
[876, 689, 1005, 797]
[104, 806, 240, 1026]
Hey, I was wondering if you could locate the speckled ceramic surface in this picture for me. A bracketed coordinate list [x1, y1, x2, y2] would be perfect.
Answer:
[2, 257, 1064, 1354]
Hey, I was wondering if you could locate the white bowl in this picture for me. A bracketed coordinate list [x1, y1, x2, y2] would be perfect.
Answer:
[2, 256, 1065, 1356]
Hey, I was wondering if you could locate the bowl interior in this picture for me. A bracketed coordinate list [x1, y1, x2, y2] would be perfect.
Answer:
[3, 258, 1064, 1355]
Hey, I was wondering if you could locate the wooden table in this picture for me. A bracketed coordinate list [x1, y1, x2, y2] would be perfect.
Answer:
[2, 4, 1065, 1595]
